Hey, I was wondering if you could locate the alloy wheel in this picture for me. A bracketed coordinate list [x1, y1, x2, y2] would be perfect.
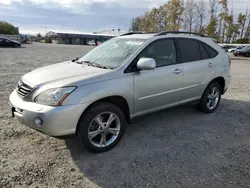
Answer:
[88, 112, 121, 148]
[207, 87, 220, 110]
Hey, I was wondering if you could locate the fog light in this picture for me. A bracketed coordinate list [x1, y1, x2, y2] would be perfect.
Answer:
[35, 117, 43, 127]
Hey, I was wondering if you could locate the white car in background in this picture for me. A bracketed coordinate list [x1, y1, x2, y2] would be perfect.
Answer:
[87, 40, 96, 46]
[228, 46, 245, 53]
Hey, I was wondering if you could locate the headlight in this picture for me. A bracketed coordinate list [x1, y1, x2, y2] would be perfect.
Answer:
[34, 87, 76, 106]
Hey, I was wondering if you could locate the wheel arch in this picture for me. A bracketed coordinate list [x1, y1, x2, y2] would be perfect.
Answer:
[75, 95, 131, 135]
[206, 77, 226, 94]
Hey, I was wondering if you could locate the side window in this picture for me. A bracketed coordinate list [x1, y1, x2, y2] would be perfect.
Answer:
[178, 38, 200, 63]
[138, 39, 177, 67]
[199, 42, 210, 60]
[202, 43, 218, 58]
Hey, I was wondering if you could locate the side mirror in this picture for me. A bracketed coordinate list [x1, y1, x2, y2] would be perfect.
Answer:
[137, 58, 156, 70]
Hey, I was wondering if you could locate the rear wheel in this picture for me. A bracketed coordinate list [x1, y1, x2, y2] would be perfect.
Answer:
[77, 102, 126, 153]
[198, 82, 222, 113]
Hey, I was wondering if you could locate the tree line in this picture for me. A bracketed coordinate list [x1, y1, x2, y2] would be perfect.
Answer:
[0, 21, 19, 35]
[130, 0, 250, 43]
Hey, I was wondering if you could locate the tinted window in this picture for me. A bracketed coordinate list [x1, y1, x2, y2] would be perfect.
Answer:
[199, 42, 210, 60]
[202, 43, 218, 58]
[138, 39, 177, 67]
[178, 39, 200, 63]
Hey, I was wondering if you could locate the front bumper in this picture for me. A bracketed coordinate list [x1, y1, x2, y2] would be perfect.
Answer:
[9, 91, 90, 136]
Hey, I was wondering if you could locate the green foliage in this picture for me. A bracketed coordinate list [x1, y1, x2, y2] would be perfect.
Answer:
[206, 18, 217, 38]
[0, 21, 19, 34]
[234, 38, 250, 44]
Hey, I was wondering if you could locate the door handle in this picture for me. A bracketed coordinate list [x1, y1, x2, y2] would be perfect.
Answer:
[173, 68, 182, 74]
[208, 62, 214, 67]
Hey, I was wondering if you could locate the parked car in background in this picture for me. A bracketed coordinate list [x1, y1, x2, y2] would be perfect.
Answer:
[228, 46, 245, 53]
[233, 46, 250, 57]
[0, 37, 21, 47]
[221, 45, 235, 52]
[9, 31, 231, 153]
[87, 40, 96, 46]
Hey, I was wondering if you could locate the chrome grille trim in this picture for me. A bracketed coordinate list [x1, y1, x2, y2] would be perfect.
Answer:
[16, 81, 33, 97]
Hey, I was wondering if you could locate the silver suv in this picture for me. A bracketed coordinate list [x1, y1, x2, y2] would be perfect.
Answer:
[9, 32, 231, 152]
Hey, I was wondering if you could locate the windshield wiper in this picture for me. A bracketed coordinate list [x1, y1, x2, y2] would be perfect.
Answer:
[76, 60, 108, 69]
[71, 57, 79, 62]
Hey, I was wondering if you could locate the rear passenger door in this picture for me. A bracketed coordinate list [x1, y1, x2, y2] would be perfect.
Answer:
[177, 38, 218, 102]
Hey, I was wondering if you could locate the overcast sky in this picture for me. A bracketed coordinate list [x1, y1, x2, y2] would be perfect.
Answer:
[0, 0, 248, 35]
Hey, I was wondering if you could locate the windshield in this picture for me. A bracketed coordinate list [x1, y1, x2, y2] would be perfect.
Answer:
[78, 37, 146, 69]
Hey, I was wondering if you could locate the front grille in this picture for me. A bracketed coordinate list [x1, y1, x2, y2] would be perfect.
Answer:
[16, 81, 33, 97]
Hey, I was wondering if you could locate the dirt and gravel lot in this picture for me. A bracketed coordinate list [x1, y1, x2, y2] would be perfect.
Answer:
[0, 43, 250, 188]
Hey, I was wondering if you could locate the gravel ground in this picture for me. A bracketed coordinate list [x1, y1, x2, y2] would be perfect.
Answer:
[0, 43, 250, 188]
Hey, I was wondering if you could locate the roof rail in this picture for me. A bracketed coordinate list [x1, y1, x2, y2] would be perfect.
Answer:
[120, 31, 145, 36]
[120, 31, 158, 36]
[156, 31, 206, 37]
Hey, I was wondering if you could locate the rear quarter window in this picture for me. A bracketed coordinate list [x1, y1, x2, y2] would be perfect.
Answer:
[202, 43, 218, 58]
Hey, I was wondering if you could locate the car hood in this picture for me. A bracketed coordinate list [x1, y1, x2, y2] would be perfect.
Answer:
[22, 61, 111, 87]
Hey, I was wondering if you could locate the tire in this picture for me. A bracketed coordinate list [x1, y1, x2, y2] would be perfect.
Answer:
[77, 102, 126, 153]
[198, 82, 222, 113]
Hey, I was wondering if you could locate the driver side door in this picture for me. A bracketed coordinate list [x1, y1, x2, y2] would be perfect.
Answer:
[132, 38, 184, 116]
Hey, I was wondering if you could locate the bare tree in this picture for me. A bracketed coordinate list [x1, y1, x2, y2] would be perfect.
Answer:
[194, 0, 207, 33]
[244, 12, 250, 39]
[239, 8, 248, 39]
[184, 0, 195, 32]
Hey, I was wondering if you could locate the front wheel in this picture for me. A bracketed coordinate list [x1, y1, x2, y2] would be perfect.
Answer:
[198, 82, 222, 113]
[77, 102, 126, 153]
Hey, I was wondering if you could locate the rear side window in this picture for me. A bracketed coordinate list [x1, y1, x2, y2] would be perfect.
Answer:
[199, 42, 210, 60]
[202, 43, 218, 58]
[177, 39, 200, 63]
